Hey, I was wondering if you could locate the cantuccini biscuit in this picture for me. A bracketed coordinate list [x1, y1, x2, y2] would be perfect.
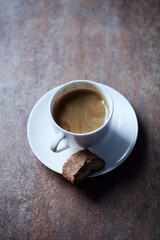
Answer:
[62, 149, 105, 183]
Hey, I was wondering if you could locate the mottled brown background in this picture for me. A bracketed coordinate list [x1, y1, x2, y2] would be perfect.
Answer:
[0, 0, 160, 239]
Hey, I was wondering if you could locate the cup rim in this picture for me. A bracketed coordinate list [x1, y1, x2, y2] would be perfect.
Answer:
[49, 80, 114, 136]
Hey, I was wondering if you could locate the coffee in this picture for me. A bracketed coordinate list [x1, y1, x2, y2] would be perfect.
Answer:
[53, 89, 109, 133]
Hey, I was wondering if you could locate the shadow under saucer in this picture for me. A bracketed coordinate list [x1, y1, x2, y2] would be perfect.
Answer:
[76, 116, 147, 201]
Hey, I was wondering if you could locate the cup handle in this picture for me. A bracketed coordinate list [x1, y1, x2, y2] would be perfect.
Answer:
[50, 131, 66, 152]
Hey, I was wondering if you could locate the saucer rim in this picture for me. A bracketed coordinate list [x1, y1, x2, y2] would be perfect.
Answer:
[90, 83, 138, 176]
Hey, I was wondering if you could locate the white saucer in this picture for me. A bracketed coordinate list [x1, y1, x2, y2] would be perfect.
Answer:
[27, 84, 138, 177]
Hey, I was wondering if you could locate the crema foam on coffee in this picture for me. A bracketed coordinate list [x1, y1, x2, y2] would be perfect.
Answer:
[53, 89, 109, 133]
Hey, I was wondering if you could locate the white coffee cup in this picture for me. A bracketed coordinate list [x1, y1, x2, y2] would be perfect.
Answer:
[49, 80, 113, 152]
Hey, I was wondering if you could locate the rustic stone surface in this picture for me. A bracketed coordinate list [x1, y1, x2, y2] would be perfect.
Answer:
[0, 0, 160, 239]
